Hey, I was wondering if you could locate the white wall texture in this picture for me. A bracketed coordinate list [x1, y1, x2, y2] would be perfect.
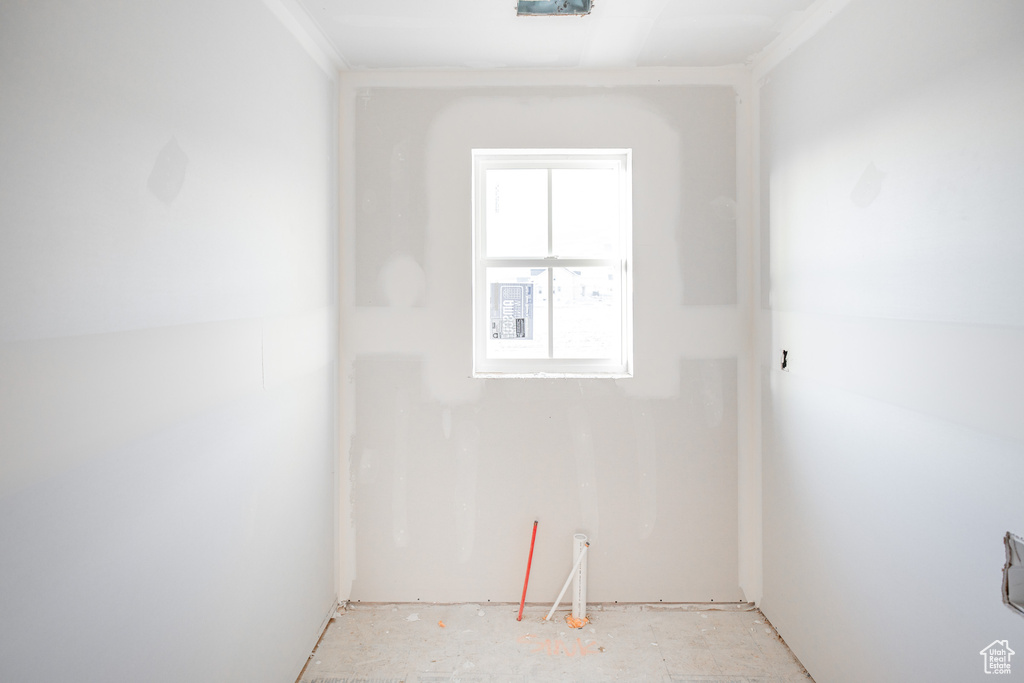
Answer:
[8, 0, 1018, 678]
[0, 1, 338, 681]
[339, 73, 755, 604]
[757, 0, 1024, 680]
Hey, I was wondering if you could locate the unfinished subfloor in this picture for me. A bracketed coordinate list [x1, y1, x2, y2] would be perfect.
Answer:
[296, 603, 813, 683]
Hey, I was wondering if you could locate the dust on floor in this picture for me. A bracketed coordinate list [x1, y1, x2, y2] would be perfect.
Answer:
[296, 603, 813, 683]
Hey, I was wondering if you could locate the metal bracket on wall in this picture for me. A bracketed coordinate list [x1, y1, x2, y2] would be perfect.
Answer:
[1004, 532, 1024, 618]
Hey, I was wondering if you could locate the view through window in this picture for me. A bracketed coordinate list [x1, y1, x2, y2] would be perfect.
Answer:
[472, 149, 633, 377]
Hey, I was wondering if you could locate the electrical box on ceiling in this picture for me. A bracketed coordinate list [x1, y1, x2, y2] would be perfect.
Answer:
[516, 0, 591, 17]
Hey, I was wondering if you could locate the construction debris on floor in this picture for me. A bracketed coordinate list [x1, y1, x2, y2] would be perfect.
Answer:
[296, 603, 814, 683]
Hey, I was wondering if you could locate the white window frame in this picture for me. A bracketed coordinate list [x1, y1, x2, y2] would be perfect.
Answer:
[472, 149, 633, 378]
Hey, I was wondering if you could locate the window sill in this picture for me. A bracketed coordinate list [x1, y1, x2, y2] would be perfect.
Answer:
[472, 372, 632, 379]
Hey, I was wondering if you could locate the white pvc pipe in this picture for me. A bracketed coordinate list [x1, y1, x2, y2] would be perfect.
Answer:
[545, 541, 589, 622]
[572, 533, 588, 622]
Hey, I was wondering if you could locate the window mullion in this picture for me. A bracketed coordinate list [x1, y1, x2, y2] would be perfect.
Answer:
[547, 169, 554, 360]
[547, 267, 554, 360]
[483, 258, 615, 268]
[546, 168, 553, 257]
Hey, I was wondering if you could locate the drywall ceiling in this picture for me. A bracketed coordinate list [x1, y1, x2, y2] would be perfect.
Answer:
[297, 0, 818, 69]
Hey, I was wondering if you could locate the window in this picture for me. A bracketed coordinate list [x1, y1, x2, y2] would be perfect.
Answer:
[472, 149, 633, 377]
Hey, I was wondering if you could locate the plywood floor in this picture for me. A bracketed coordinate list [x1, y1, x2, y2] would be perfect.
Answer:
[296, 603, 813, 683]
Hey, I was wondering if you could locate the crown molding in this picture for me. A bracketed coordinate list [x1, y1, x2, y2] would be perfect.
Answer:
[263, 0, 347, 75]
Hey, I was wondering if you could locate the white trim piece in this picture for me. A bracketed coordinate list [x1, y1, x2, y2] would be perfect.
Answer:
[751, 0, 854, 82]
[262, 0, 347, 75]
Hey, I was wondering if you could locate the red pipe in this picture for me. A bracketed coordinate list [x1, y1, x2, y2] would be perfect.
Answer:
[517, 520, 539, 621]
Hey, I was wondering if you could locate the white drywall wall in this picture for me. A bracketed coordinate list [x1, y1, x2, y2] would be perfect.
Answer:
[756, 0, 1024, 680]
[340, 71, 754, 603]
[0, 1, 338, 681]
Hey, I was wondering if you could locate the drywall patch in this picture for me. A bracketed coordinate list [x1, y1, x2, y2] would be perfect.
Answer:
[345, 81, 747, 600]
[567, 400, 600, 541]
[680, 357, 737, 433]
[698, 360, 725, 428]
[630, 402, 658, 539]
[378, 253, 426, 307]
[711, 196, 738, 221]
[356, 85, 734, 306]
[393, 388, 412, 548]
[147, 137, 188, 205]
[358, 447, 378, 485]
[346, 354, 742, 601]
[850, 161, 886, 208]
[353, 89, 454, 306]
[759, 134, 772, 310]
[632, 86, 737, 306]
[441, 406, 453, 439]
[452, 419, 480, 563]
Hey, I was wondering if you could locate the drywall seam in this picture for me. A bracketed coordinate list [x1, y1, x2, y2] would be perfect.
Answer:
[0, 306, 335, 498]
[0, 318, 264, 497]
[338, 73, 358, 598]
[262, 0, 347, 74]
[734, 71, 762, 605]
[578, 0, 671, 69]
[751, 0, 853, 82]
[568, 402, 600, 542]
[341, 66, 749, 89]
[630, 404, 658, 539]
[771, 311, 1024, 445]
[452, 420, 480, 563]
[262, 306, 335, 390]
[290, 599, 340, 683]
[749, 66, 767, 608]
[329, 72, 346, 606]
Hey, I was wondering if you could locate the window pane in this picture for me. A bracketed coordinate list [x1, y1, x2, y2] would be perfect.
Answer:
[552, 266, 621, 359]
[485, 267, 549, 359]
[485, 169, 548, 257]
[552, 168, 618, 258]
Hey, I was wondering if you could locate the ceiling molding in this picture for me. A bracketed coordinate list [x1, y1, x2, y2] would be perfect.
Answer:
[262, 0, 348, 75]
[339, 65, 750, 90]
[751, 0, 853, 83]
[296, 0, 819, 71]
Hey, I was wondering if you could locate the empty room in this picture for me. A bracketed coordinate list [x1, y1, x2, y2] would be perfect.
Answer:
[1, 0, 1022, 681]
